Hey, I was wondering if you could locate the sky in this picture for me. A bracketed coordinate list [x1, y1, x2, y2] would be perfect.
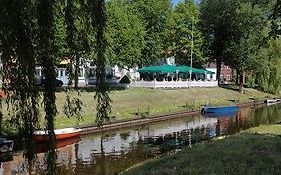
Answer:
[172, 0, 200, 6]
[172, 0, 181, 5]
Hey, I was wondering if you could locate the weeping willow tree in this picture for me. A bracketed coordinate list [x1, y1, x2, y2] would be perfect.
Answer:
[90, 0, 112, 126]
[0, 0, 40, 164]
[252, 38, 281, 94]
[270, 0, 281, 38]
[65, 0, 80, 88]
[37, 0, 58, 173]
[63, 0, 95, 124]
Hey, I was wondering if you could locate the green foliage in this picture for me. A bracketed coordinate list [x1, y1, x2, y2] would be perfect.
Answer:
[168, 0, 204, 67]
[200, 0, 239, 79]
[53, 0, 69, 60]
[90, 0, 112, 126]
[224, 3, 266, 71]
[63, 90, 83, 126]
[106, 0, 146, 67]
[131, 0, 172, 65]
[201, 0, 272, 92]
[270, 0, 281, 37]
[254, 38, 281, 94]
[0, 0, 43, 166]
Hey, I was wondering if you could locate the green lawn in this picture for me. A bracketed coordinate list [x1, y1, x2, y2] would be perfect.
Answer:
[244, 124, 281, 135]
[121, 125, 281, 175]
[2, 86, 273, 129]
[54, 87, 272, 128]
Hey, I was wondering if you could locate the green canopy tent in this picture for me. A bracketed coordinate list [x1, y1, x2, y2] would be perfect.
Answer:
[138, 65, 215, 75]
[196, 69, 215, 74]
[177, 66, 204, 74]
[177, 65, 191, 73]
[205, 69, 215, 74]
[137, 64, 177, 74]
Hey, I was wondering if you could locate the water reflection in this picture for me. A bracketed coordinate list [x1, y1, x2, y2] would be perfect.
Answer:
[1, 103, 281, 174]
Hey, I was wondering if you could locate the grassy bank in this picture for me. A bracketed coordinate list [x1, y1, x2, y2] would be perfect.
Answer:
[2, 87, 273, 129]
[121, 125, 281, 175]
[55, 87, 272, 128]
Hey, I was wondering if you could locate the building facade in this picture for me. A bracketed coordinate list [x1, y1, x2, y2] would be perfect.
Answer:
[207, 63, 233, 83]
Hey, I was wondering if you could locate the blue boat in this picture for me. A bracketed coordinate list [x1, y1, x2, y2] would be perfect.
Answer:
[201, 105, 238, 117]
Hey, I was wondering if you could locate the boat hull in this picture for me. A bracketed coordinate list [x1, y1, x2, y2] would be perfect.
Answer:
[34, 128, 81, 143]
[36, 136, 81, 153]
[201, 105, 238, 116]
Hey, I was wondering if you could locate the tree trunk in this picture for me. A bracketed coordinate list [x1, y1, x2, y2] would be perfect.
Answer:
[239, 72, 244, 93]
[236, 70, 239, 85]
[74, 54, 79, 89]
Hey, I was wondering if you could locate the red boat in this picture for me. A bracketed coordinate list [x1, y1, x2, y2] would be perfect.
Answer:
[34, 128, 82, 143]
[35, 136, 81, 153]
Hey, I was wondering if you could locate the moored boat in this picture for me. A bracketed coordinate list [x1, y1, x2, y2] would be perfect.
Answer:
[202, 109, 238, 118]
[0, 138, 14, 153]
[201, 105, 238, 115]
[35, 136, 81, 153]
[34, 127, 81, 143]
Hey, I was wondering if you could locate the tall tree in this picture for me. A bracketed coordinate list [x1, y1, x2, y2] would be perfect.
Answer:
[201, 0, 238, 82]
[168, 0, 204, 67]
[224, 2, 269, 93]
[131, 0, 172, 66]
[106, 0, 146, 67]
[253, 38, 281, 94]
[201, 0, 271, 92]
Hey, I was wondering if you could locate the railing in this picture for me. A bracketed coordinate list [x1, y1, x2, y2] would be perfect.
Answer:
[130, 79, 218, 89]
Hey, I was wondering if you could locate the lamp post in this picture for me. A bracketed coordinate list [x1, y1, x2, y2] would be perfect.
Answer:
[189, 16, 194, 81]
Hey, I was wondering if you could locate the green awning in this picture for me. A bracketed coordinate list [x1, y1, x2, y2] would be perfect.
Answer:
[205, 69, 215, 74]
[177, 65, 191, 73]
[138, 64, 177, 73]
[196, 69, 215, 74]
[158, 64, 178, 73]
[138, 64, 215, 74]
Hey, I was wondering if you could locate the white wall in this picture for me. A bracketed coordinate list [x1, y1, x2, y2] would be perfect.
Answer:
[206, 68, 217, 81]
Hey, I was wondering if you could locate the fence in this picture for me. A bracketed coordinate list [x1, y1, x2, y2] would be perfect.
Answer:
[130, 79, 218, 89]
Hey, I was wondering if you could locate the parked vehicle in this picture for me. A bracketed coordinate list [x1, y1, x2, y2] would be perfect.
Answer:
[36, 76, 64, 87]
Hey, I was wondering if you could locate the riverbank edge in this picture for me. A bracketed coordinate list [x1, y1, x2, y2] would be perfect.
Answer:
[120, 125, 281, 175]
[80, 99, 264, 135]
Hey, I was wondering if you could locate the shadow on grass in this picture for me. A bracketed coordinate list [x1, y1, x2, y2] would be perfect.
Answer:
[219, 84, 240, 92]
[121, 133, 281, 175]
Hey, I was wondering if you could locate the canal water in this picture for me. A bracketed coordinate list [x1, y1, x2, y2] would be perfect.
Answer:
[1, 103, 281, 174]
